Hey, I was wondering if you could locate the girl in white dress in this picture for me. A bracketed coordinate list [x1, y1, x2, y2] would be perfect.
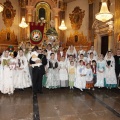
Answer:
[77, 54, 87, 65]
[0, 54, 3, 91]
[11, 51, 18, 85]
[74, 60, 86, 91]
[14, 49, 32, 89]
[87, 52, 97, 65]
[68, 61, 76, 89]
[66, 45, 77, 59]
[85, 63, 93, 89]
[87, 46, 97, 57]
[104, 51, 117, 88]
[46, 53, 60, 89]
[59, 56, 68, 87]
[66, 55, 76, 67]
[95, 54, 106, 88]
[1, 50, 14, 94]
[78, 45, 86, 57]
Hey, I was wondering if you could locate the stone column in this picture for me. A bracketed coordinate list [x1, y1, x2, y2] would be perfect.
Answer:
[88, 1, 94, 41]
[108, 32, 114, 51]
[52, 7, 61, 32]
[94, 34, 98, 52]
[26, 6, 34, 22]
[26, 5, 34, 41]
[97, 35, 101, 54]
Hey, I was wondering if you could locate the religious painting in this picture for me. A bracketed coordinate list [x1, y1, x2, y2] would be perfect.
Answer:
[2, 0, 16, 28]
[69, 6, 85, 30]
[5, 9, 12, 19]
[6, 32, 10, 41]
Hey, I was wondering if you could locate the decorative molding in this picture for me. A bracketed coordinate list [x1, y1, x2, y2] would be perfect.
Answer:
[18, 0, 28, 8]
[69, 6, 85, 30]
[88, 0, 95, 4]
[35, 2, 51, 33]
[59, 1, 67, 11]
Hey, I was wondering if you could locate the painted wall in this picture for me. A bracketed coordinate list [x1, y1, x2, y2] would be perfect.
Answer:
[0, 0, 20, 42]
[65, 0, 89, 41]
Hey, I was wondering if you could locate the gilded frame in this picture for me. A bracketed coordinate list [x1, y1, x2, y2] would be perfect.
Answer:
[35, 2, 51, 33]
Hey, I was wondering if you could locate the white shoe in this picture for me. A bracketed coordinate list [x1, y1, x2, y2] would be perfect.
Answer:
[80, 89, 83, 91]
[92, 88, 95, 91]
[118, 87, 120, 89]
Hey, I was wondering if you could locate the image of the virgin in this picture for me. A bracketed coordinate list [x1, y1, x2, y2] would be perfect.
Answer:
[6, 32, 10, 41]
[5, 9, 12, 19]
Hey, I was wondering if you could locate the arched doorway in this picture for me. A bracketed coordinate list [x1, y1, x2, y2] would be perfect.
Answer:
[35, 2, 51, 33]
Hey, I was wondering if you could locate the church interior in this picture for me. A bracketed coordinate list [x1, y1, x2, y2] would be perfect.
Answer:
[0, 0, 120, 120]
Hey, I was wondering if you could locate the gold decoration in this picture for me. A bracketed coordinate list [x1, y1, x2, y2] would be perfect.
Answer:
[52, 0, 57, 4]
[2, 0, 16, 28]
[66, 31, 92, 50]
[117, 33, 120, 43]
[69, 6, 85, 30]
[114, 0, 120, 51]
[59, 1, 67, 11]
[36, 2, 50, 33]
[88, 0, 95, 4]
[18, 0, 28, 8]
[0, 28, 18, 45]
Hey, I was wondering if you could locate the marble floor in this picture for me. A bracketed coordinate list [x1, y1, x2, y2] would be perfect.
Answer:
[0, 88, 120, 120]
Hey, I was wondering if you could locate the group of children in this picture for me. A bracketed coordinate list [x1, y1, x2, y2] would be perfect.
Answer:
[42, 45, 118, 91]
[0, 49, 32, 95]
[0, 44, 119, 95]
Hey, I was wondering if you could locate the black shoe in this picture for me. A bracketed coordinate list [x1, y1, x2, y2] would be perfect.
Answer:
[33, 91, 37, 95]
[38, 91, 43, 94]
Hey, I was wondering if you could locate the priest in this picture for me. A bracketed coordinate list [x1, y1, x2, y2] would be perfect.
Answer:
[30, 46, 47, 94]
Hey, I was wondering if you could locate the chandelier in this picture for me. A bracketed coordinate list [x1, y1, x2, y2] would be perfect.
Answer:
[0, 3, 4, 12]
[95, 1, 113, 22]
[59, 20, 67, 30]
[19, 17, 28, 28]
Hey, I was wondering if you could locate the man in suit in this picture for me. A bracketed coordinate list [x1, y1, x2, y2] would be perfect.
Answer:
[30, 46, 47, 94]
[114, 49, 120, 89]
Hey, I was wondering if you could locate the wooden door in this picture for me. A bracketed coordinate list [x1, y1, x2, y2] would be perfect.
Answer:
[101, 35, 108, 56]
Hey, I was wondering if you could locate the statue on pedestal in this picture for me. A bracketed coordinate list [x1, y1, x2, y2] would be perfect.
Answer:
[46, 20, 58, 43]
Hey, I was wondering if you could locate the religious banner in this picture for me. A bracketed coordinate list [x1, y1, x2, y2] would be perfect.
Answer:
[30, 22, 45, 44]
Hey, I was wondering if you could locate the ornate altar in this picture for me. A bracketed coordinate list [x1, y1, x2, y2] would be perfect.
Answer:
[35, 2, 51, 33]
[66, 31, 92, 51]
[67, 6, 91, 51]
[0, 0, 18, 53]
[0, 28, 18, 53]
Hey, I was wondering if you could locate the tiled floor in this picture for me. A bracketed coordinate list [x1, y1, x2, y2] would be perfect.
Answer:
[0, 88, 120, 120]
